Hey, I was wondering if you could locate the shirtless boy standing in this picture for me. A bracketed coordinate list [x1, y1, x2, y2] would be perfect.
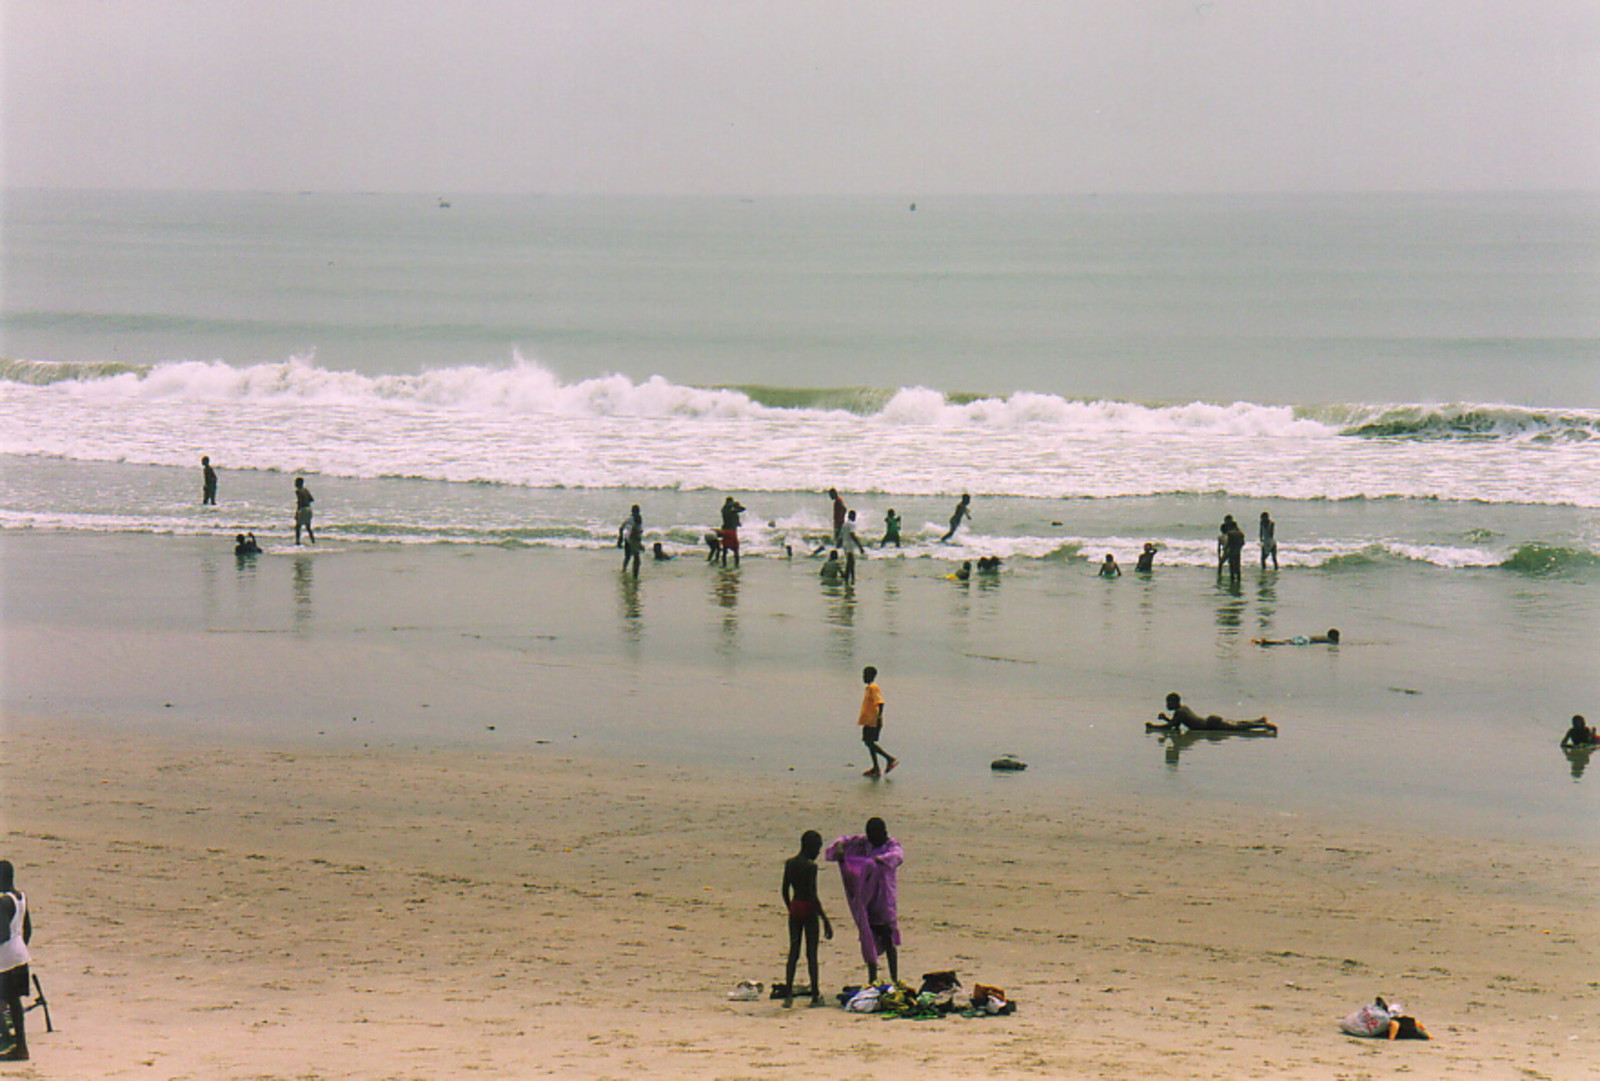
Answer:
[781, 830, 833, 1007]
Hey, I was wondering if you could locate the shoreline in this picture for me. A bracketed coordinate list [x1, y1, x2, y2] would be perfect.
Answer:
[3, 529, 1595, 847]
[3, 713, 1596, 1080]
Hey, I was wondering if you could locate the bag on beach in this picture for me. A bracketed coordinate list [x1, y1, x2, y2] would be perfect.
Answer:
[1339, 998, 1393, 1037]
[845, 986, 882, 1013]
[726, 979, 764, 1002]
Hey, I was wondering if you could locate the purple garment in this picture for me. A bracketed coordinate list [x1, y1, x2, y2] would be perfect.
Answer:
[825, 833, 903, 965]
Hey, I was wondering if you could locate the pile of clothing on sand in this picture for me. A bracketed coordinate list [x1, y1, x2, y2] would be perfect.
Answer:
[838, 970, 1015, 1019]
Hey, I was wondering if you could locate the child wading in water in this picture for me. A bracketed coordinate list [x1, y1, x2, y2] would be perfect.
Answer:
[781, 830, 833, 1007]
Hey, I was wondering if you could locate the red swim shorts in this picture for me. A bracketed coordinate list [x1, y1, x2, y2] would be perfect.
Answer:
[787, 899, 819, 922]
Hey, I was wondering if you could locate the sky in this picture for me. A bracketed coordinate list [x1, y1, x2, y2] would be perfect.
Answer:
[3, 0, 1598, 194]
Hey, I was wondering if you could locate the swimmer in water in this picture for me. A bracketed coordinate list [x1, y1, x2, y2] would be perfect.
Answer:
[1148, 692, 1276, 734]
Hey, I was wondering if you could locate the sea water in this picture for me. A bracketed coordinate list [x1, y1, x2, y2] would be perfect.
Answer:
[2, 190, 1597, 839]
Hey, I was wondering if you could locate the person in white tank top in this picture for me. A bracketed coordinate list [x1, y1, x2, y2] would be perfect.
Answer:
[0, 860, 32, 1062]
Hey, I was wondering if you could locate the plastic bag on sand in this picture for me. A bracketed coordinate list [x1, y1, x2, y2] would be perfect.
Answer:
[1340, 1000, 1393, 1037]
[727, 980, 764, 1002]
[845, 986, 882, 1013]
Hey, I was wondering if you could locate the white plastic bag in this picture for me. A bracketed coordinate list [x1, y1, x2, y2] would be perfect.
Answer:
[845, 986, 882, 1013]
[1339, 1000, 1392, 1037]
[727, 979, 764, 1002]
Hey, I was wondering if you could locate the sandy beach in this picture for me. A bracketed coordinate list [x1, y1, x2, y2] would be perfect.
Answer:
[3, 714, 1597, 1081]
[2, 531, 1597, 1079]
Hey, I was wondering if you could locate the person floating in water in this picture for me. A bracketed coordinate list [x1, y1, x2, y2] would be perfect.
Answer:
[201, 455, 218, 505]
[719, 496, 746, 567]
[1254, 629, 1340, 647]
[1148, 692, 1276, 734]
[1135, 542, 1157, 573]
[293, 477, 315, 545]
[233, 532, 262, 556]
[780, 830, 833, 1008]
[825, 817, 903, 985]
[1098, 553, 1121, 578]
[976, 555, 1002, 574]
[880, 508, 902, 549]
[939, 494, 972, 543]
[651, 541, 674, 561]
[950, 560, 972, 581]
[1259, 511, 1279, 570]
[819, 550, 845, 583]
[1561, 714, 1598, 749]
[618, 504, 643, 576]
[856, 666, 898, 777]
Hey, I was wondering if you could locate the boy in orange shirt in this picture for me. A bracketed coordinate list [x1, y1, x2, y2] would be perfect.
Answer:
[858, 666, 898, 777]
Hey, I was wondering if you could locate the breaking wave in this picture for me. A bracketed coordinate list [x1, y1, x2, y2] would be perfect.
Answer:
[10, 355, 1591, 442]
[1498, 542, 1600, 576]
[1331, 403, 1600, 443]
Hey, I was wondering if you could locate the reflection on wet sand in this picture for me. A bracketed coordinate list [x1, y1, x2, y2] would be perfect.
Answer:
[1564, 744, 1592, 781]
[292, 554, 314, 628]
[1254, 571, 1278, 637]
[1213, 574, 1245, 635]
[1153, 727, 1276, 770]
[617, 570, 642, 645]
[711, 566, 740, 656]
[879, 559, 902, 636]
[821, 579, 856, 660]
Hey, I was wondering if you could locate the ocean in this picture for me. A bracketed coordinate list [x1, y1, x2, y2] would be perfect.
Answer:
[3, 191, 1598, 558]
[2, 190, 1597, 840]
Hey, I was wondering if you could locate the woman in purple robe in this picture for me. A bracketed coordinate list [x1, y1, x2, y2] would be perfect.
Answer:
[825, 817, 903, 984]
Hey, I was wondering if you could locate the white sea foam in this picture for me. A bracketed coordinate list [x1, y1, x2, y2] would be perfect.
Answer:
[0, 356, 1349, 434]
[3, 357, 1598, 508]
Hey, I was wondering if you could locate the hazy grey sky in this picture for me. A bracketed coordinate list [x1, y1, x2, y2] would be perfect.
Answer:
[4, 0, 1597, 193]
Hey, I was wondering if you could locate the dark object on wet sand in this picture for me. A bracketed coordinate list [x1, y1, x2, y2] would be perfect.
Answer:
[990, 755, 1027, 772]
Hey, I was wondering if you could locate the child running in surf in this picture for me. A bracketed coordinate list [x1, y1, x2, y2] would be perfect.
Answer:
[781, 830, 833, 1007]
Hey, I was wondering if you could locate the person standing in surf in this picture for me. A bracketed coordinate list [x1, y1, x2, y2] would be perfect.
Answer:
[293, 477, 315, 545]
[201, 455, 218, 505]
[940, 493, 972, 543]
[828, 488, 848, 547]
[1221, 518, 1246, 580]
[879, 508, 902, 548]
[841, 510, 866, 582]
[619, 504, 644, 576]
[1135, 542, 1157, 573]
[1216, 514, 1236, 573]
[719, 496, 745, 568]
[1259, 511, 1279, 570]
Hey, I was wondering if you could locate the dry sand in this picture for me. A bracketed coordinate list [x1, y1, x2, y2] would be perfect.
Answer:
[2, 715, 1595, 1080]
